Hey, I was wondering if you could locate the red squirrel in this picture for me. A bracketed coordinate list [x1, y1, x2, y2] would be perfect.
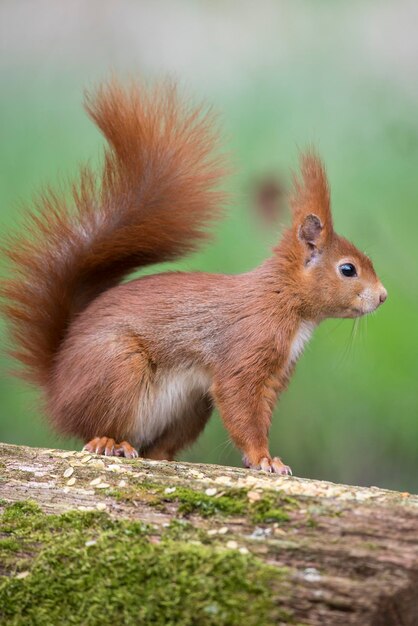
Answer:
[1, 80, 387, 474]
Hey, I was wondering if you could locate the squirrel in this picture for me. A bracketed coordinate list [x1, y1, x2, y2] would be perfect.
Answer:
[1, 79, 387, 474]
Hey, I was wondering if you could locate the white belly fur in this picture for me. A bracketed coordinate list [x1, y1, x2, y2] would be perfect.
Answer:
[134, 367, 212, 446]
[287, 320, 316, 369]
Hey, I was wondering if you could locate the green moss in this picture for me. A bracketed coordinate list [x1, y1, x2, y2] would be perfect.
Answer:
[0, 501, 293, 625]
[2, 500, 40, 521]
[250, 496, 290, 524]
[0, 536, 22, 573]
[0, 537, 21, 553]
[112, 481, 299, 527]
[111, 482, 247, 517]
[164, 486, 247, 517]
[164, 518, 194, 540]
[110, 483, 161, 506]
[305, 517, 318, 529]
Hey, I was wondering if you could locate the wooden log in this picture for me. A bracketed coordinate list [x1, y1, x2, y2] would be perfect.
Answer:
[0, 442, 417, 625]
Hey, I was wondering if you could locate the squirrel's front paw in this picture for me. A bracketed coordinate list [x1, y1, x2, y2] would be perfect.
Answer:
[261, 457, 292, 475]
[244, 455, 292, 476]
[83, 437, 139, 459]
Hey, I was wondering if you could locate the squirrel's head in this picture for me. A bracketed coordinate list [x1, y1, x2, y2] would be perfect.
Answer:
[283, 152, 387, 320]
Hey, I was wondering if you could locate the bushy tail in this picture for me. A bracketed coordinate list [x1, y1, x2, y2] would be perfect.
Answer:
[1, 79, 226, 386]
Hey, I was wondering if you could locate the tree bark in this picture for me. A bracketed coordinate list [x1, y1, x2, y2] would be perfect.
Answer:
[0, 442, 417, 625]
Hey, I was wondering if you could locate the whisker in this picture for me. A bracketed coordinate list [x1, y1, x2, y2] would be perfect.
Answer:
[362, 314, 368, 346]
[353, 317, 360, 341]
[337, 318, 359, 368]
[212, 436, 233, 459]
[324, 319, 345, 337]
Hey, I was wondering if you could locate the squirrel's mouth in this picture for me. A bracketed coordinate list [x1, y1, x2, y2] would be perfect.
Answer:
[356, 286, 387, 316]
[356, 300, 384, 317]
[340, 305, 371, 318]
[354, 304, 379, 317]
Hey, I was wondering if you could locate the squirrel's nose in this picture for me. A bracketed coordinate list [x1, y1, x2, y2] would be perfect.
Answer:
[379, 288, 388, 304]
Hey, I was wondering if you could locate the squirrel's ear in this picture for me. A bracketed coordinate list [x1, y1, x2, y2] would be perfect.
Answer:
[299, 213, 323, 244]
[298, 214, 324, 263]
[290, 150, 333, 244]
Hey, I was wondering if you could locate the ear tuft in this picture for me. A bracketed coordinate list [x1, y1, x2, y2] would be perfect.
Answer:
[290, 150, 333, 238]
[299, 214, 323, 245]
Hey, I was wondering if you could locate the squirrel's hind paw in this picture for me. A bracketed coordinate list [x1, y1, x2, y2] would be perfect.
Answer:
[83, 437, 139, 459]
[244, 455, 292, 476]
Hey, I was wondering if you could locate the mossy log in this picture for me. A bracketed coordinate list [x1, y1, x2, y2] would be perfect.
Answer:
[0, 442, 417, 625]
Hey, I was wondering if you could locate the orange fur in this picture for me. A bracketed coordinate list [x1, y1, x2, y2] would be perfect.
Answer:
[1, 80, 387, 473]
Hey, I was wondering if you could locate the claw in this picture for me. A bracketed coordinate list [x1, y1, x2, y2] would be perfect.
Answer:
[83, 437, 138, 459]
[250, 456, 293, 476]
[260, 457, 273, 473]
[119, 441, 139, 459]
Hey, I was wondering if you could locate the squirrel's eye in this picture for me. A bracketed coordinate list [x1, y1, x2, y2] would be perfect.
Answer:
[339, 263, 357, 278]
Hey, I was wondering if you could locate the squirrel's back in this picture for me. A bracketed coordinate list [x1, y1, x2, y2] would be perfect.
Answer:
[1, 79, 226, 387]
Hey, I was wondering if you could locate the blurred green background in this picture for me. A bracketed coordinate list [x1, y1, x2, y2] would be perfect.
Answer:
[1, 1, 417, 492]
